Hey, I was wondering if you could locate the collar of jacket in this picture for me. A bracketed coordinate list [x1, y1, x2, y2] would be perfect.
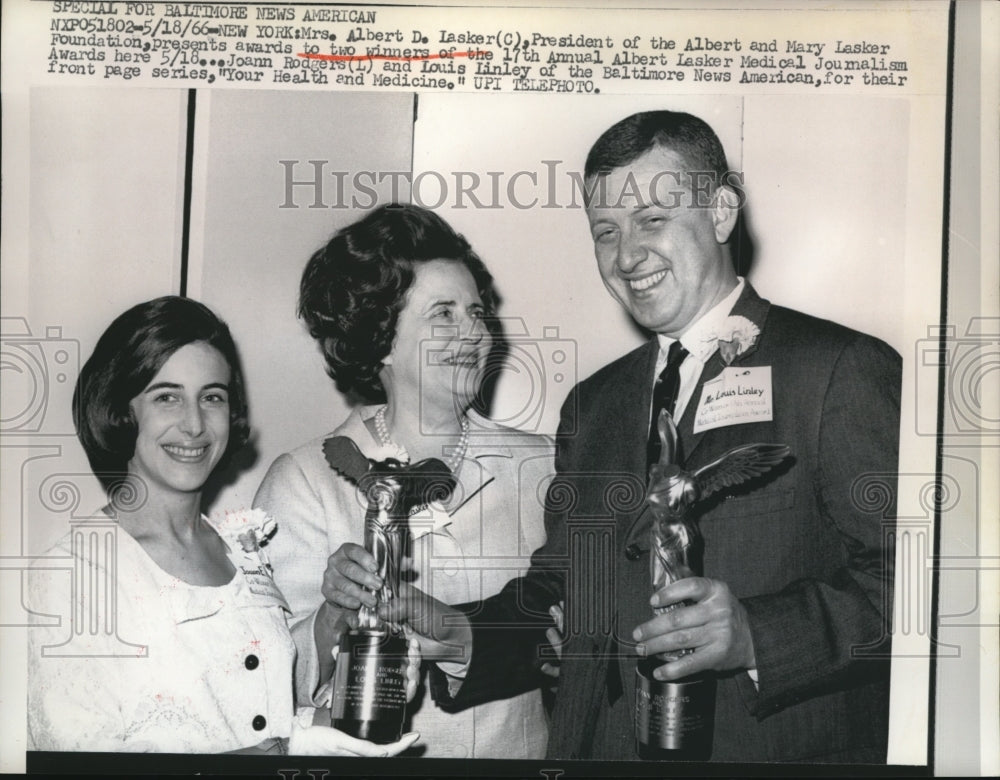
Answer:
[622, 282, 772, 555]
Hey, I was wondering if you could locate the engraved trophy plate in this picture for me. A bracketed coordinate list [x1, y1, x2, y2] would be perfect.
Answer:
[635, 665, 716, 756]
[331, 628, 409, 743]
[323, 437, 455, 744]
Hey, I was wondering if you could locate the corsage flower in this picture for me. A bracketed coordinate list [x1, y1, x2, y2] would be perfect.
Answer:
[213, 508, 277, 567]
[712, 316, 760, 365]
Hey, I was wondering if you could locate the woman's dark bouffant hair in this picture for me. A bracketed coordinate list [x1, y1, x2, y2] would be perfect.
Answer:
[73, 296, 250, 490]
[298, 203, 499, 402]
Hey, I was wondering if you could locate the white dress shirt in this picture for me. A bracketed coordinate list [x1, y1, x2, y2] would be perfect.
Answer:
[651, 277, 746, 423]
[648, 277, 760, 684]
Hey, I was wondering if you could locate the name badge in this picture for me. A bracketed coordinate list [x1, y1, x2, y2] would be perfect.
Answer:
[693, 366, 774, 434]
[239, 561, 291, 611]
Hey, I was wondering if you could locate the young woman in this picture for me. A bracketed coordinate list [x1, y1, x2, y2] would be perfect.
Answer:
[28, 296, 418, 755]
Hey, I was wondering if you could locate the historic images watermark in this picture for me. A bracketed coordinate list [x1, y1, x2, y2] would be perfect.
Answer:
[278, 160, 746, 211]
[915, 317, 1000, 438]
[1, 317, 80, 439]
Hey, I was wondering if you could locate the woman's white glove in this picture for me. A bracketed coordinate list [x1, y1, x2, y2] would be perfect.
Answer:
[288, 712, 419, 757]
[288, 630, 423, 756]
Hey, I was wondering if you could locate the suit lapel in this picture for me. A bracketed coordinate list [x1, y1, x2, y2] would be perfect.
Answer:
[613, 340, 660, 545]
[677, 283, 772, 465]
[607, 342, 665, 730]
[625, 339, 662, 477]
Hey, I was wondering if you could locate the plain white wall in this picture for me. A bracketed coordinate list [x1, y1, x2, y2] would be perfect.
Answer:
[192, 90, 416, 512]
[741, 94, 908, 346]
[18, 87, 187, 554]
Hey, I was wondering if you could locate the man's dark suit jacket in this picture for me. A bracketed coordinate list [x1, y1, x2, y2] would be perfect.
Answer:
[433, 283, 900, 763]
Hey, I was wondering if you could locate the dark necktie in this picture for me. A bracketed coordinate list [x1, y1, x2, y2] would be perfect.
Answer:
[646, 341, 689, 470]
[607, 342, 689, 709]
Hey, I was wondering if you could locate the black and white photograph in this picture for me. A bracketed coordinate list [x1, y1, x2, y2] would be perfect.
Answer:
[1, 1, 996, 776]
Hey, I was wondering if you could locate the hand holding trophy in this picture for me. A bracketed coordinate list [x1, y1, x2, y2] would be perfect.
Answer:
[636, 410, 789, 760]
[322, 437, 455, 744]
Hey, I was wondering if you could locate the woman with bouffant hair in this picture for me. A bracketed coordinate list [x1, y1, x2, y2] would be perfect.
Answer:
[255, 204, 554, 759]
[297, 201, 499, 403]
[28, 296, 419, 756]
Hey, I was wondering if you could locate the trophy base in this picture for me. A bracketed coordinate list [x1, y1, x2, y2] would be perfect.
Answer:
[634, 658, 715, 761]
[332, 717, 407, 745]
[330, 629, 408, 745]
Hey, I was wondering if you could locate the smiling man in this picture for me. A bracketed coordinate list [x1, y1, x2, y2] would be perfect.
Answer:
[407, 110, 901, 764]
[586, 149, 739, 338]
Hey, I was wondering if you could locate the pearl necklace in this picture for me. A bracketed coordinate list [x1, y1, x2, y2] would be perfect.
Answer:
[373, 405, 470, 474]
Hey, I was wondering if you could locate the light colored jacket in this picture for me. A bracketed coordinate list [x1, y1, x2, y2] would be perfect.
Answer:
[254, 405, 554, 759]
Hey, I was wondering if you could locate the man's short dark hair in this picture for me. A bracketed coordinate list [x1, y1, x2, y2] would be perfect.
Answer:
[73, 296, 250, 490]
[584, 110, 730, 184]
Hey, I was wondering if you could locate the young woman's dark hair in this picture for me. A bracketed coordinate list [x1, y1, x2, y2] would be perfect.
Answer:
[298, 203, 499, 402]
[73, 296, 250, 489]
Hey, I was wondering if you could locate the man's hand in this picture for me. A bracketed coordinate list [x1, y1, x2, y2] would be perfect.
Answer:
[380, 583, 472, 664]
[632, 577, 756, 681]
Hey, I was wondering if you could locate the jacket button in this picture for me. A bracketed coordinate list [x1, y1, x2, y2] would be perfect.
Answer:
[252, 715, 267, 731]
[244, 654, 259, 670]
[625, 544, 641, 560]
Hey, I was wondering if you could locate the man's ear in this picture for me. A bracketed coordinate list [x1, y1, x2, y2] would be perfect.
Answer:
[711, 185, 741, 244]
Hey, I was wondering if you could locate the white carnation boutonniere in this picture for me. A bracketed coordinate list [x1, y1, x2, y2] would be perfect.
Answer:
[713, 316, 760, 366]
[213, 508, 278, 568]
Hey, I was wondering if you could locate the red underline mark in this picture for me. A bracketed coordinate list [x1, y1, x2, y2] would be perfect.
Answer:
[297, 50, 488, 63]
